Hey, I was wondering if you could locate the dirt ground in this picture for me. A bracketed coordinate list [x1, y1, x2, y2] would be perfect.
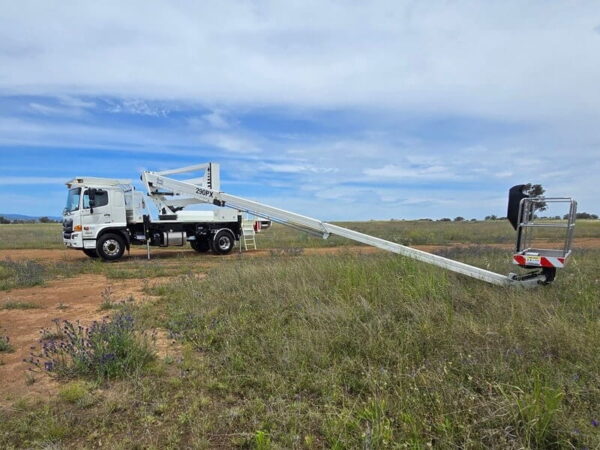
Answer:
[0, 272, 180, 405]
[1, 238, 598, 405]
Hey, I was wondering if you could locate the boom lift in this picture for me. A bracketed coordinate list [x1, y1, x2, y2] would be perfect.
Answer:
[140, 164, 577, 287]
[62, 163, 576, 287]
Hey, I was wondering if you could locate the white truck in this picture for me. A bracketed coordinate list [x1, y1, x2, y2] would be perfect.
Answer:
[62, 162, 577, 287]
[62, 163, 261, 260]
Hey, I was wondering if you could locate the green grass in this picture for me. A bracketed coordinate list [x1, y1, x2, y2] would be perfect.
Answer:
[260, 219, 600, 249]
[0, 223, 63, 249]
[97, 259, 182, 279]
[0, 259, 45, 290]
[1, 220, 598, 250]
[1, 247, 599, 448]
[156, 252, 600, 448]
[0, 335, 13, 353]
[0, 256, 198, 292]
[1, 301, 43, 310]
[0, 220, 599, 448]
[58, 381, 96, 407]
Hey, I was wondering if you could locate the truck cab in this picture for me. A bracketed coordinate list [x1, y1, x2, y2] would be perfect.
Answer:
[63, 178, 132, 257]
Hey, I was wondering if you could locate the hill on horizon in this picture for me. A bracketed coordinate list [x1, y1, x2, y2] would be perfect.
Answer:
[0, 213, 62, 221]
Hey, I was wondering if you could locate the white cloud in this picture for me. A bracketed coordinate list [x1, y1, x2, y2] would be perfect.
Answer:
[199, 133, 261, 153]
[364, 164, 456, 181]
[26, 96, 97, 117]
[0, 116, 265, 158]
[107, 99, 169, 116]
[1, 1, 599, 123]
[58, 96, 96, 109]
[201, 110, 231, 129]
[261, 163, 337, 174]
[1, 1, 599, 219]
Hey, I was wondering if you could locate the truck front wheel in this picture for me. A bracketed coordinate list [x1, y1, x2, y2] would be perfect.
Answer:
[212, 229, 235, 255]
[97, 233, 125, 261]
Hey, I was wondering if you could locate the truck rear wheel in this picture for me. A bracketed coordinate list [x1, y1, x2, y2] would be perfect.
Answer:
[212, 229, 235, 255]
[82, 248, 99, 258]
[97, 233, 125, 261]
[190, 238, 210, 253]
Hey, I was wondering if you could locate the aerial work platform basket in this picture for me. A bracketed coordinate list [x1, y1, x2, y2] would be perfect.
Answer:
[507, 185, 577, 283]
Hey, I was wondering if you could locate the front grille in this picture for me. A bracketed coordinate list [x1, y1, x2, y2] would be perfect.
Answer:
[63, 218, 73, 233]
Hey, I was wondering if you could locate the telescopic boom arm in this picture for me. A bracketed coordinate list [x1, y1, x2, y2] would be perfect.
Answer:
[141, 165, 564, 287]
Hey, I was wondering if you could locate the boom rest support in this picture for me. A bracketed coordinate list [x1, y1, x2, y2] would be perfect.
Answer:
[507, 184, 529, 230]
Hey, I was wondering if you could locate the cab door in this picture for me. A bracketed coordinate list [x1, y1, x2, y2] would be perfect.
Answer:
[81, 189, 113, 238]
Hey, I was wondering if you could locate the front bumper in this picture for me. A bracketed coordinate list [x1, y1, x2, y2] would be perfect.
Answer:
[63, 232, 83, 249]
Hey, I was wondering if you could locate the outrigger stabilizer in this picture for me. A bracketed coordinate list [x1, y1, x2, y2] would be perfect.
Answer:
[141, 164, 577, 287]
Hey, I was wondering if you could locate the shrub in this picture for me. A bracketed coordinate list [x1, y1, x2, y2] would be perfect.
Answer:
[27, 312, 155, 381]
[1, 301, 42, 310]
[0, 335, 13, 353]
[99, 286, 116, 311]
[59, 381, 95, 406]
[0, 259, 45, 290]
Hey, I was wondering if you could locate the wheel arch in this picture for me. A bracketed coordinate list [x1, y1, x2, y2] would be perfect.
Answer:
[212, 227, 237, 243]
[96, 227, 130, 249]
[211, 227, 236, 255]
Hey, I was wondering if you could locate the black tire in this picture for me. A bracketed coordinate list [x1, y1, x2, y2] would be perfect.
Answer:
[211, 229, 235, 255]
[82, 248, 99, 258]
[96, 233, 126, 261]
[190, 237, 210, 253]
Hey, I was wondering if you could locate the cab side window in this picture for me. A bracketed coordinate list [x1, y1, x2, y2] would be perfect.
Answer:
[83, 190, 109, 209]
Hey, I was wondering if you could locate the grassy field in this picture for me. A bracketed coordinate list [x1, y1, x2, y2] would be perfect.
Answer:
[0, 223, 64, 249]
[1, 221, 599, 448]
[1, 219, 599, 250]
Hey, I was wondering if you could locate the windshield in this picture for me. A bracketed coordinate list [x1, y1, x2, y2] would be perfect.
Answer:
[65, 188, 81, 213]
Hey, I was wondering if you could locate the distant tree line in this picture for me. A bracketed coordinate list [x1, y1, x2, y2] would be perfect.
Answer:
[482, 213, 598, 221]
[0, 216, 60, 224]
[571, 212, 599, 220]
[392, 213, 598, 222]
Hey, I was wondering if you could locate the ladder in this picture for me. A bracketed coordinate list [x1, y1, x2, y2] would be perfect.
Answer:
[241, 218, 257, 251]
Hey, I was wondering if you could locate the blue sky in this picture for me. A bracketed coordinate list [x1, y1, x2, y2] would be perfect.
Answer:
[0, 1, 599, 220]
